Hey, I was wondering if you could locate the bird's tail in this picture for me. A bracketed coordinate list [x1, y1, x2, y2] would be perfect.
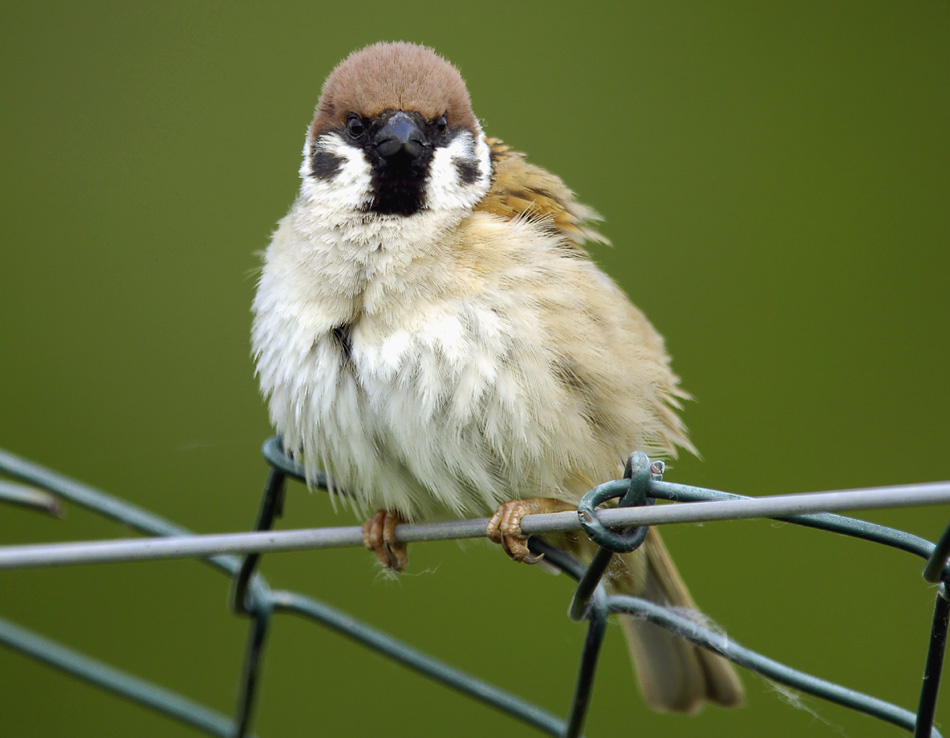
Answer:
[608, 529, 744, 712]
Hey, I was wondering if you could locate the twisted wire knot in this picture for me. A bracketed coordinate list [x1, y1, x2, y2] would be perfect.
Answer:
[575, 451, 662, 553]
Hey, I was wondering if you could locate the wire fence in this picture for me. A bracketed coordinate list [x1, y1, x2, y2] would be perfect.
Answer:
[1, 439, 948, 738]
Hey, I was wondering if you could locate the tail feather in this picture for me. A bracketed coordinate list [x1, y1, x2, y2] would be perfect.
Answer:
[612, 530, 744, 712]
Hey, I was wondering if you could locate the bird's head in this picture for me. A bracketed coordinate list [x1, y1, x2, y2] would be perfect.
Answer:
[300, 42, 492, 219]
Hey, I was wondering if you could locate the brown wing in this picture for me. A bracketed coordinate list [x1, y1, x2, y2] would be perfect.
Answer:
[476, 138, 609, 251]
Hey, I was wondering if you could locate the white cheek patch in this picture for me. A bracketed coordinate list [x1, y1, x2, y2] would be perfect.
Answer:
[425, 131, 492, 212]
[299, 132, 374, 212]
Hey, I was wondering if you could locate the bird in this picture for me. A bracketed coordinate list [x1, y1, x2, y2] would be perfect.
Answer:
[252, 41, 743, 713]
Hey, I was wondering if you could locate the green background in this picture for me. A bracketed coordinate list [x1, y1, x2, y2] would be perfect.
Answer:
[2, 2, 947, 736]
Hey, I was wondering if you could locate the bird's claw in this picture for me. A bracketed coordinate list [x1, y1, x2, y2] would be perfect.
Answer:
[487, 498, 568, 565]
[362, 509, 408, 571]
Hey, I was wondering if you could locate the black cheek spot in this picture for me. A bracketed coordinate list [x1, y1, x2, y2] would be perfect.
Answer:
[453, 157, 480, 185]
[311, 149, 345, 180]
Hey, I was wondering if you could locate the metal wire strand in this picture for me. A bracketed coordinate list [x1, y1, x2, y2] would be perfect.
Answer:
[604, 594, 942, 737]
[1, 482, 949, 570]
[924, 521, 950, 584]
[1, 442, 948, 738]
[0, 479, 63, 517]
[916, 585, 950, 738]
[0, 616, 254, 738]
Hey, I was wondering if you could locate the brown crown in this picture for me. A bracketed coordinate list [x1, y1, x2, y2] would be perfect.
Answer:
[310, 42, 478, 137]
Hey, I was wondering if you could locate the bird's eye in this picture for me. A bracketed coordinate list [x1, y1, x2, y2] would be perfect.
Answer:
[346, 115, 365, 138]
[435, 114, 447, 134]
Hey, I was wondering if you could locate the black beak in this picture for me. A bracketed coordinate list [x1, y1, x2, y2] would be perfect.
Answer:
[373, 111, 428, 160]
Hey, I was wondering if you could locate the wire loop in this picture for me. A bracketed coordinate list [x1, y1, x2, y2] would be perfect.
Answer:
[576, 451, 656, 553]
[1, 442, 948, 738]
[261, 437, 306, 483]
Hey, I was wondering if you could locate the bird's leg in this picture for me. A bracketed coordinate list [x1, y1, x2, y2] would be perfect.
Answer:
[362, 509, 408, 571]
[486, 498, 575, 565]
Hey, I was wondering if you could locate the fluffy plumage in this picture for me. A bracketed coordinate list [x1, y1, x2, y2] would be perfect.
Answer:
[252, 41, 742, 713]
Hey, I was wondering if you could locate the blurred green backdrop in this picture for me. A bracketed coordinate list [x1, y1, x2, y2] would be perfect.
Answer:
[1, 2, 947, 737]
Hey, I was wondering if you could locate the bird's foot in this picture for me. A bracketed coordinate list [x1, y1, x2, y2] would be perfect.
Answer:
[362, 509, 408, 571]
[486, 498, 574, 565]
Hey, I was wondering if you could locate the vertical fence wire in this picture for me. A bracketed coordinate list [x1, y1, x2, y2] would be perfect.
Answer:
[0, 442, 947, 737]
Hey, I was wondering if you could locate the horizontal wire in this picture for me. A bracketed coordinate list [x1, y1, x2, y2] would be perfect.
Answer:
[0, 616, 252, 737]
[0, 480, 63, 517]
[605, 595, 943, 738]
[2, 440, 948, 737]
[0, 481, 947, 570]
[268, 589, 567, 736]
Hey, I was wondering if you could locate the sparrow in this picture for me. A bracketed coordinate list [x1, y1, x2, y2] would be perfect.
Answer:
[252, 41, 743, 713]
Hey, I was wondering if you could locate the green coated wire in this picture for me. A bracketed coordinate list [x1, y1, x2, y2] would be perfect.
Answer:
[0, 616, 250, 737]
[0, 480, 62, 517]
[605, 594, 943, 737]
[269, 589, 569, 737]
[0, 446, 573, 738]
[1, 442, 947, 738]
